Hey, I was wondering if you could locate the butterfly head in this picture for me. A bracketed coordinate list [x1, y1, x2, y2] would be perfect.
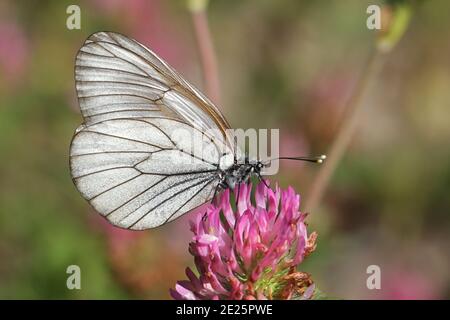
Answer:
[218, 154, 326, 191]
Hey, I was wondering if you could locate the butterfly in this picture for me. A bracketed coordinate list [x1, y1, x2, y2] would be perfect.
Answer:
[70, 32, 325, 230]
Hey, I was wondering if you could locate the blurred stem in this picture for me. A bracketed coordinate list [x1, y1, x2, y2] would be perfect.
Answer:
[305, 49, 385, 213]
[305, 2, 413, 213]
[189, 3, 221, 105]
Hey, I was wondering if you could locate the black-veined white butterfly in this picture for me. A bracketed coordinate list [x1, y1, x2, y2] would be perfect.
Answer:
[70, 32, 324, 230]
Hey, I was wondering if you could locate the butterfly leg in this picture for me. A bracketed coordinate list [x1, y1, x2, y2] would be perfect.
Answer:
[256, 172, 271, 190]
[202, 183, 221, 221]
[235, 183, 241, 207]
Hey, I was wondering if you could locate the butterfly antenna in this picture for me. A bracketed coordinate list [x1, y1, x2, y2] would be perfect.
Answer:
[272, 154, 327, 164]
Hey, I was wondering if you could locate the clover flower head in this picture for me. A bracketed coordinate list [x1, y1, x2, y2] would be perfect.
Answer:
[170, 182, 317, 300]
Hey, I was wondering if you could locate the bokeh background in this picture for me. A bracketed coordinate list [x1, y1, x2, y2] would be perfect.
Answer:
[0, 0, 449, 299]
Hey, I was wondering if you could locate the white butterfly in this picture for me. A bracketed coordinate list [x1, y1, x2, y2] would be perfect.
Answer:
[70, 32, 324, 230]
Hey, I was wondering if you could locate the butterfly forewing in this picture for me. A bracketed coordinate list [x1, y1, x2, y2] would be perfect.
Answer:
[70, 32, 233, 230]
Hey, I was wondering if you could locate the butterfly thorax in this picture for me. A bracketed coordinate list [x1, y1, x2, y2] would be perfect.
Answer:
[219, 159, 263, 190]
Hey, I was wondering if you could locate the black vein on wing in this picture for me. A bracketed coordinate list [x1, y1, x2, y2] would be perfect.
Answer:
[79, 130, 167, 150]
[71, 150, 158, 158]
[77, 80, 168, 93]
[77, 118, 221, 167]
[95, 41, 171, 90]
[104, 177, 168, 217]
[139, 118, 219, 167]
[86, 166, 220, 203]
[77, 92, 167, 101]
[109, 172, 214, 221]
[84, 102, 160, 111]
[117, 173, 212, 221]
[141, 116, 224, 157]
[77, 33, 232, 151]
[162, 178, 216, 225]
[85, 34, 231, 138]
[73, 166, 136, 180]
[127, 175, 216, 229]
[76, 64, 148, 80]
[84, 110, 162, 122]
[103, 176, 168, 218]
[92, 36, 174, 86]
[87, 171, 143, 201]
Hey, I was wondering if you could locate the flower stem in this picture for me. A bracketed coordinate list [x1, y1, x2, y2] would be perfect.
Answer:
[189, 2, 221, 105]
[305, 49, 385, 213]
[304, 2, 413, 213]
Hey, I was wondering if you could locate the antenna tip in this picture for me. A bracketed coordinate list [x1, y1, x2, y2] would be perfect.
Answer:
[317, 159, 323, 164]
[320, 154, 327, 160]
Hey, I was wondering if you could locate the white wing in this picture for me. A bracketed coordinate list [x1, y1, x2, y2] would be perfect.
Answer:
[70, 32, 233, 230]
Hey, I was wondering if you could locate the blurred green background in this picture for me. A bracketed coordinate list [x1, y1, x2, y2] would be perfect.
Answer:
[0, 0, 449, 299]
